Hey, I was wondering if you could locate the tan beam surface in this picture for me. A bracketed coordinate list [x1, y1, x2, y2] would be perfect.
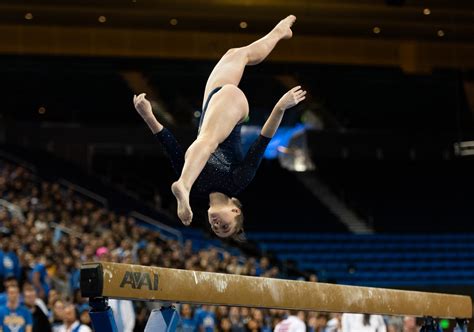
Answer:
[80, 262, 472, 318]
[1, 25, 474, 71]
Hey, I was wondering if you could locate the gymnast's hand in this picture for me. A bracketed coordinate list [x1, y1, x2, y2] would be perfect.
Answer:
[276, 86, 307, 111]
[133, 93, 154, 119]
[261, 86, 306, 138]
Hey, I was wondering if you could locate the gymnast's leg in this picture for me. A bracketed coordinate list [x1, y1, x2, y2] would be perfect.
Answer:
[172, 15, 296, 225]
[202, 14, 296, 104]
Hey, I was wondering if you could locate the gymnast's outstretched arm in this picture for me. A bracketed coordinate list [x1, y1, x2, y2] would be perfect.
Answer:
[133, 93, 163, 134]
[260, 86, 306, 138]
[233, 86, 306, 185]
[133, 93, 184, 176]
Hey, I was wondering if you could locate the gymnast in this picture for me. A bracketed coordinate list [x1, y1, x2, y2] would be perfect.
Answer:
[133, 15, 306, 240]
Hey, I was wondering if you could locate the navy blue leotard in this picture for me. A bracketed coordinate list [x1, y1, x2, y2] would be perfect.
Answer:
[154, 87, 271, 197]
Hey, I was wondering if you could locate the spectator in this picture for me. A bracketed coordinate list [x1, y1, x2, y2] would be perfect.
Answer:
[240, 308, 251, 326]
[50, 299, 65, 331]
[77, 305, 92, 329]
[247, 318, 260, 332]
[403, 317, 419, 332]
[68, 262, 81, 295]
[195, 305, 216, 332]
[180, 304, 196, 332]
[308, 313, 328, 332]
[47, 289, 59, 314]
[308, 274, 318, 283]
[216, 306, 229, 323]
[72, 289, 88, 309]
[341, 314, 386, 332]
[30, 256, 50, 301]
[0, 284, 33, 332]
[0, 276, 19, 306]
[274, 311, 306, 332]
[229, 307, 245, 332]
[386, 317, 403, 332]
[23, 284, 52, 332]
[253, 309, 272, 332]
[256, 257, 270, 277]
[24, 284, 48, 317]
[221, 317, 233, 332]
[297, 312, 306, 325]
[326, 314, 342, 332]
[57, 303, 91, 332]
[133, 305, 149, 332]
[0, 241, 21, 282]
[109, 298, 136, 332]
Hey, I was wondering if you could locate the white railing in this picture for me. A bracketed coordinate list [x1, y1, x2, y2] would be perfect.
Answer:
[0, 199, 25, 222]
[130, 211, 183, 245]
[50, 222, 82, 239]
[0, 150, 36, 172]
[0, 152, 185, 246]
[58, 178, 108, 207]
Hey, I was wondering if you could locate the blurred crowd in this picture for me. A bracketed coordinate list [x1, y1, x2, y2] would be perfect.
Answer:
[0, 159, 422, 332]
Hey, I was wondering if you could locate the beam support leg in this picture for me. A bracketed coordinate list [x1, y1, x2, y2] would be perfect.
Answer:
[89, 297, 118, 332]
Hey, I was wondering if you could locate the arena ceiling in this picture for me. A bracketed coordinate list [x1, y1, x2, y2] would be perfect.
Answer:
[0, 0, 473, 69]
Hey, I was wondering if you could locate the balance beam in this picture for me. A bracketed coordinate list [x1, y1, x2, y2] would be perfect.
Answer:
[80, 262, 472, 319]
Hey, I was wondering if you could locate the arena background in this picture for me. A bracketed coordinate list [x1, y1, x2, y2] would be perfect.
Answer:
[0, 0, 473, 331]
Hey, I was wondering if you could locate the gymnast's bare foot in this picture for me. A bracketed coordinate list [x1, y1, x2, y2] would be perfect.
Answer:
[274, 15, 296, 40]
[171, 180, 193, 225]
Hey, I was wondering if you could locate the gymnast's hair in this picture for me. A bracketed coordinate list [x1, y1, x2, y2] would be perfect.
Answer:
[230, 197, 246, 242]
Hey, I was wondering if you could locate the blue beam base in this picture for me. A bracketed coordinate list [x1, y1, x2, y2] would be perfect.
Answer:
[89, 297, 118, 332]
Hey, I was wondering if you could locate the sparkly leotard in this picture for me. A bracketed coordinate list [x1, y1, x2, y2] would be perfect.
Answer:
[155, 87, 271, 197]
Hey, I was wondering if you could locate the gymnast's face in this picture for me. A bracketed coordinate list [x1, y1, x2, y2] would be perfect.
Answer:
[208, 204, 240, 238]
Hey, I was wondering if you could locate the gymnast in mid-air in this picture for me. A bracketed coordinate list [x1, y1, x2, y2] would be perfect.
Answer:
[133, 15, 306, 240]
